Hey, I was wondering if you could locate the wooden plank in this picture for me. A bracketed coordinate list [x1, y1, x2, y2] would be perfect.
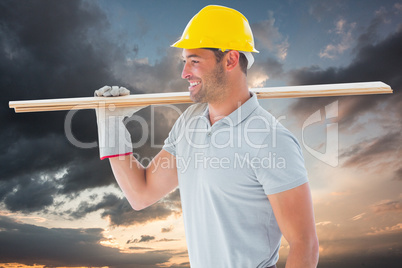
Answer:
[9, 81, 393, 113]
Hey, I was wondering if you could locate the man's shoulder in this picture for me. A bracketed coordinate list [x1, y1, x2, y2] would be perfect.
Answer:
[252, 105, 276, 119]
[249, 105, 300, 145]
[248, 105, 284, 130]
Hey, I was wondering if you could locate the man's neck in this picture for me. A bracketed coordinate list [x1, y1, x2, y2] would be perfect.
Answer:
[207, 83, 250, 125]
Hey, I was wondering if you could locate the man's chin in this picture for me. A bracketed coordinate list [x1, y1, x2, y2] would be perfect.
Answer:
[190, 92, 207, 103]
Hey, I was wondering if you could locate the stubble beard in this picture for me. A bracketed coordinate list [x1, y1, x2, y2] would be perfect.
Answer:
[190, 63, 227, 104]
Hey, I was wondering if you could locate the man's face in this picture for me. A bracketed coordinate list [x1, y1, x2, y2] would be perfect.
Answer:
[181, 48, 227, 103]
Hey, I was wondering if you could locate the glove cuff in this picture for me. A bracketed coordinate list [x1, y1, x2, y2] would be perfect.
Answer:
[100, 152, 132, 160]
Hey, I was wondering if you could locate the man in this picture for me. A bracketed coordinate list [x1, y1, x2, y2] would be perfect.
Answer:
[95, 5, 319, 268]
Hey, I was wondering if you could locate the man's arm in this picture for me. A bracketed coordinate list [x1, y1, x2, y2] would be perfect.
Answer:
[268, 182, 319, 268]
[109, 149, 178, 211]
[93, 86, 178, 211]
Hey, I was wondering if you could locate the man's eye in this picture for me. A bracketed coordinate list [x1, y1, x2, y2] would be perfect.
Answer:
[182, 59, 199, 64]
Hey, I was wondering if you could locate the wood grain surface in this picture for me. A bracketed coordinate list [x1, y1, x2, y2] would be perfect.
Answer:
[9, 82, 393, 113]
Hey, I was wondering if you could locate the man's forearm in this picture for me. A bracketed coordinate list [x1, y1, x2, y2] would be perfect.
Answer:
[109, 150, 179, 211]
[285, 241, 319, 268]
[109, 155, 149, 210]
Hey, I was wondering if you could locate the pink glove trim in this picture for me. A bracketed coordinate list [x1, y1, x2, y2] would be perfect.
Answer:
[100, 152, 132, 160]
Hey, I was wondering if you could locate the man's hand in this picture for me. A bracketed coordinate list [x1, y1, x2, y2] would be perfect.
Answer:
[94, 86, 146, 160]
[95, 85, 130, 97]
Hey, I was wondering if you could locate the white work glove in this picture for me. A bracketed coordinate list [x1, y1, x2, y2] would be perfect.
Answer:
[95, 85, 130, 97]
[95, 86, 146, 160]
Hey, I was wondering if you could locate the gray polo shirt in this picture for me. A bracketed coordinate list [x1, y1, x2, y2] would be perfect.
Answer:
[163, 93, 308, 268]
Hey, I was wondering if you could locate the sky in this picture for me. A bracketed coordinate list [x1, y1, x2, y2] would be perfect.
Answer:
[0, 0, 401, 267]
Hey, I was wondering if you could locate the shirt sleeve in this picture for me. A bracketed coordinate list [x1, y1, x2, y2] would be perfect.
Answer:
[254, 126, 309, 195]
[162, 112, 185, 157]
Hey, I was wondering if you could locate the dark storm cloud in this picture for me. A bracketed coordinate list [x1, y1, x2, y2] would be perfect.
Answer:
[288, 29, 402, 127]
[113, 48, 187, 94]
[103, 199, 174, 227]
[100, 189, 181, 226]
[0, 0, 121, 210]
[340, 131, 402, 168]
[1, 132, 77, 182]
[0, 130, 115, 211]
[0, 215, 171, 267]
[0, 0, 120, 104]
[249, 56, 284, 83]
[127, 235, 156, 244]
[59, 156, 115, 194]
[70, 189, 181, 226]
[353, 6, 390, 52]
[288, 22, 402, 181]
[338, 129, 402, 180]
[0, 0, 186, 213]
[3, 176, 56, 212]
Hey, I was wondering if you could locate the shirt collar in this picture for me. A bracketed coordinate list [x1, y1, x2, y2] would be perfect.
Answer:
[200, 92, 259, 127]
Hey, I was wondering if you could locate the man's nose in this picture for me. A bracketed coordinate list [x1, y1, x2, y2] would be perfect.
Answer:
[181, 62, 191, 79]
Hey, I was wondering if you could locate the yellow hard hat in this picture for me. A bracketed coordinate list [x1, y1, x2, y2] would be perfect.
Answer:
[171, 5, 259, 53]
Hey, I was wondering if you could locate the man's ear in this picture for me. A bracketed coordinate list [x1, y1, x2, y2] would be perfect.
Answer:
[225, 50, 240, 71]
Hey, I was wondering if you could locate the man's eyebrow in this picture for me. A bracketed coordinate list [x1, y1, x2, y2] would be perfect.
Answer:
[183, 54, 202, 59]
